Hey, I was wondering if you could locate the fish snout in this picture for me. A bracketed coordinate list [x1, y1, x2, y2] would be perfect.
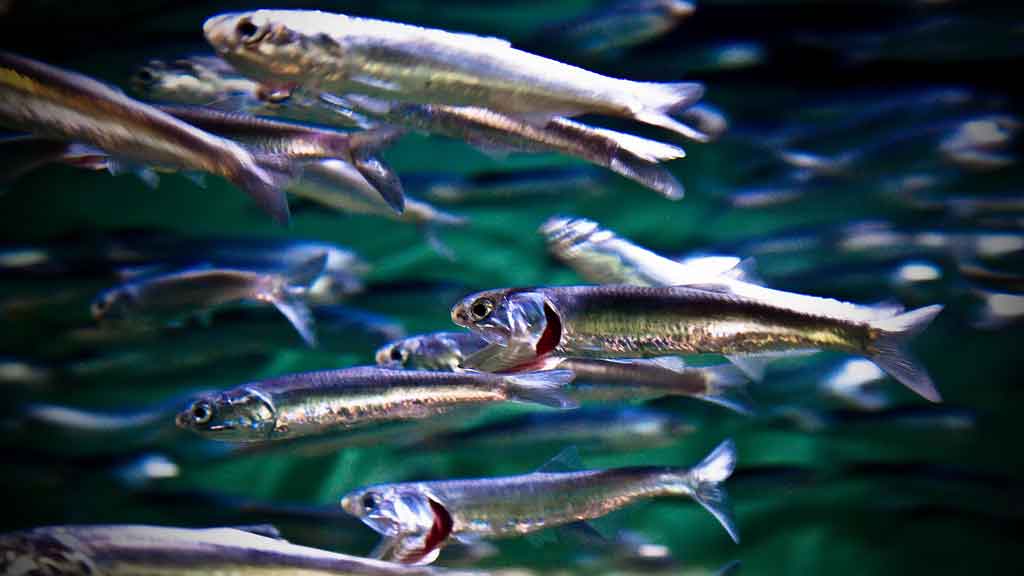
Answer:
[203, 13, 244, 53]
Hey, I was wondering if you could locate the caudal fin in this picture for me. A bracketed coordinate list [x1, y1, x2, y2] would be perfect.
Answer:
[632, 81, 710, 142]
[686, 438, 740, 543]
[868, 304, 944, 403]
[609, 150, 685, 200]
[231, 158, 293, 225]
[698, 364, 756, 416]
[503, 369, 578, 409]
[268, 253, 327, 348]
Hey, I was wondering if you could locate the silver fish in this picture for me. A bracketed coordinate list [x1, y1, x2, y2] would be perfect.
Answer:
[415, 167, 610, 205]
[202, 10, 705, 139]
[0, 525, 477, 575]
[376, 332, 750, 413]
[0, 51, 290, 224]
[451, 284, 944, 402]
[341, 439, 738, 564]
[176, 366, 575, 443]
[535, 0, 696, 56]
[91, 253, 326, 347]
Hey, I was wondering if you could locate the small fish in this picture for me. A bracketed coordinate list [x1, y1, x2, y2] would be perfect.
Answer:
[968, 288, 1024, 330]
[818, 358, 893, 412]
[156, 105, 406, 212]
[451, 283, 944, 402]
[410, 407, 697, 453]
[0, 51, 291, 223]
[769, 405, 976, 434]
[91, 253, 326, 347]
[341, 438, 738, 564]
[414, 166, 610, 205]
[957, 260, 1024, 294]
[0, 525, 473, 575]
[203, 10, 705, 139]
[534, 0, 696, 56]
[321, 95, 690, 198]
[176, 366, 575, 443]
[11, 399, 182, 455]
[376, 332, 750, 412]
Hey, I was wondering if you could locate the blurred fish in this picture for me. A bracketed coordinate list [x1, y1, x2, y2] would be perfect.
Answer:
[892, 186, 1024, 221]
[132, 55, 368, 128]
[288, 159, 466, 257]
[937, 114, 1020, 171]
[377, 332, 751, 412]
[0, 51, 291, 223]
[409, 407, 696, 453]
[452, 283, 944, 402]
[818, 358, 894, 412]
[0, 525, 473, 575]
[321, 95, 690, 198]
[176, 366, 575, 443]
[91, 253, 326, 347]
[768, 405, 977, 434]
[0, 358, 54, 392]
[968, 288, 1024, 330]
[533, 0, 696, 56]
[203, 10, 705, 139]
[957, 260, 1024, 294]
[341, 438, 738, 564]
[413, 167, 610, 205]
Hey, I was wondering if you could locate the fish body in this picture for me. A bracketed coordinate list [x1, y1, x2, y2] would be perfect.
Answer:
[341, 439, 738, 564]
[203, 10, 704, 139]
[91, 254, 326, 347]
[176, 366, 575, 442]
[0, 525, 471, 575]
[0, 51, 289, 223]
[452, 284, 943, 402]
[415, 166, 609, 204]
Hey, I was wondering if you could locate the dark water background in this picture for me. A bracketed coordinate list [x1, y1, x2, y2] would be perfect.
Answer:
[1, 1, 1022, 574]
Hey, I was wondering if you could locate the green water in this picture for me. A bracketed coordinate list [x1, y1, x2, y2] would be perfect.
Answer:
[1, 1, 1022, 574]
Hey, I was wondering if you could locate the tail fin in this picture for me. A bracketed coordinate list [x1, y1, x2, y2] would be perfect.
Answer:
[686, 438, 739, 543]
[698, 364, 756, 416]
[502, 369, 578, 409]
[868, 304, 944, 403]
[231, 158, 293, 225]
[632, 81, 710, 142]
[269, 253, 327, 348]
[351, 133, 406, 214]
[609, 150, 685, 200]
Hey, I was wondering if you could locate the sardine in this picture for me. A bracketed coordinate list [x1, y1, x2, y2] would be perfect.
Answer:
[91, 253, 326, 347]
[376, 332, 750, 412]
[451, 284, 944, 402]
[176, 366, 575, 443]
[0, 525, 476, 575]
[341, 438, 738, 564]
[203, 10, 705, 139]
[0, 51, 291, 223]
[322, 96, 688, 199]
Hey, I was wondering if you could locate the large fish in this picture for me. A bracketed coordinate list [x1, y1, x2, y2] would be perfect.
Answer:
[176, 366, 575, 443]
[341, 439, 738, 564]
[202, 10, 705, 139]
[0, 51, 290, 224]
[451, 284, 944, 402]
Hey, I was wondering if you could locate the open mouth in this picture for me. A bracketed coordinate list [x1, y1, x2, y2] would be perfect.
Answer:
[535, 301, 562, 356]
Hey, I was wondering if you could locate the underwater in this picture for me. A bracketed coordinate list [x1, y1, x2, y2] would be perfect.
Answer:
[0, 1, 1021, 574]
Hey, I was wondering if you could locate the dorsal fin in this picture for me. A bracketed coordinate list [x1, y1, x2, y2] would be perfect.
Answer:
[536, 446, 582, 473]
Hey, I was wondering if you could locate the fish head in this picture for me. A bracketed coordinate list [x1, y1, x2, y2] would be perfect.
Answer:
[341, 484, 443, 539]
[175, 387, 276, 441]
[90, 286, 139, 321]
[451, 288, 551, 350]
[203, 11, 336, 89]
[375, 332, 486, 371]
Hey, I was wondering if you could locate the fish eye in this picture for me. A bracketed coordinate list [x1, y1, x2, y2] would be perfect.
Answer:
[362, 493, 378, 512]
[470, 298, 495, 321]
[135, 68, 154, 83]
[390, 347, 407, 362]
[190, 401, 214, 425]
[236, 19, 265, 44]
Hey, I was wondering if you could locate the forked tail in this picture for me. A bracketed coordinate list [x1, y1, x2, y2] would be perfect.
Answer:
[867, 304, 944, 403]
[682, 438, 740, 543]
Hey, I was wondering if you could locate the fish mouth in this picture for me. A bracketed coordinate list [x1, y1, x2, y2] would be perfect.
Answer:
[203, 13, 242, 53]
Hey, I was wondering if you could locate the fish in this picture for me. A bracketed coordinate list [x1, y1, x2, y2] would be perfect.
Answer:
[0, 525, 477, 575]
[340, 438, 739, 565]
[532, 0, 696, 56]
[0, 51, 291, 223]
[376, 332, 750, 412]
[91, 253, 326, 347]
[320, 95, 689, 198]
[413, 166, 610, 205]
[155, 105, 407, 212]
[202, 10, 705, 139]
[768, 405, 977, 434]
[451, 283, 944, 402]
[176, 366, 576, 443]
[408, 406, 697, 453]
